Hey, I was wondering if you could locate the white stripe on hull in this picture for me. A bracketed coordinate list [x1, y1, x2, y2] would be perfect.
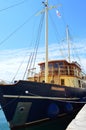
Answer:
[3, 95, 81, 102]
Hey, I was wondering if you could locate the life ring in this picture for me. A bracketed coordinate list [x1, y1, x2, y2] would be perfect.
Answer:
[47, 103, 59, 118]
[64, 102, 73, 112]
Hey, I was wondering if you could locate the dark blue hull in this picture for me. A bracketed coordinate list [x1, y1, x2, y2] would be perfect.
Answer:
[0, 80, 86, 98]
[0, 80, 85, 129]
[11, 107, 82, 130]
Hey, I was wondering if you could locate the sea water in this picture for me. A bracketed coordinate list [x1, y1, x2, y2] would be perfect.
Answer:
[0, 106, 10, 130]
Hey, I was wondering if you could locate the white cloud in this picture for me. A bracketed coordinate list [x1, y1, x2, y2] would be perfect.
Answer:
[0, 39, 86, 82]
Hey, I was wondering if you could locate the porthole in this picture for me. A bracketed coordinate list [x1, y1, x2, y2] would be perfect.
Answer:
[19, 107, 24, 112]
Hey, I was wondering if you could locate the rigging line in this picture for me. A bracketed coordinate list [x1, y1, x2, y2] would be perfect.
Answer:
[22, 52, 33, 80]
[49, 12, 66, 59]
[0, 10, 40, 47]
[71, 42, 81, 61]
[68, 30, 85, 71]
[11, 52, 29, 82]
[49, 12, 62, 41]
[49, 12, 66, 47]
[23, 13, 44, 79]
[28, 13, 44, 71]
[57, 2, 67, 29]
[0, 0, 28, 12]
[32, 13, 44, 69]
[23, 12, 40, 79]
[26, 52, 36, 78]
[26, 16, 40, 75]
[12, 17, 37, 81]
[72, 44, 85, 73]
[31, 13, 44, 69]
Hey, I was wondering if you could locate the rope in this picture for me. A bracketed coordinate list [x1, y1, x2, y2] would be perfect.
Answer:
[32, 13, 44, 69]
[11, 52, 29, 82]
[23, 12, 44, 79]
[0, 10, 40, 47]
[0, 0, 28, 13]
[23, 52, 33, 80]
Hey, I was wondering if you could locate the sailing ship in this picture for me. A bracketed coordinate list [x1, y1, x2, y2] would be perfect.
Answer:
[0, 0, 86, 130]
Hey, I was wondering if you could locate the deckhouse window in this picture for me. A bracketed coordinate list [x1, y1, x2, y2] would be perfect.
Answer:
[49, 63, 52, 68]
[54, 63, 58, 68]
[59, 62, 63, 68]
[41, 65, 45, 71]
[78, 80, 81, 88]
[61, 79, 65, 86]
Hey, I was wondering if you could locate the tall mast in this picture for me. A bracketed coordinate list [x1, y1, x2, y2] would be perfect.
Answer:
[66, 25, 70, 63]
[45, 0, 48, 83]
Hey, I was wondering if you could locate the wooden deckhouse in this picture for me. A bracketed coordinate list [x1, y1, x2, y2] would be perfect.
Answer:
[27, 59, 84, 88]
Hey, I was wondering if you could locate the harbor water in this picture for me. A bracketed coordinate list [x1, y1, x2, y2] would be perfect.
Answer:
[0, 106, 10, 130]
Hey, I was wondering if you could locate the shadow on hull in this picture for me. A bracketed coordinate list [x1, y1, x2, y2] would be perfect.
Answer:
[11, 104, 83, 130]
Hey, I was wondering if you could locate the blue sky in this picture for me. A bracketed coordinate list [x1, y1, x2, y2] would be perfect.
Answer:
[0, 0, 86, 81]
